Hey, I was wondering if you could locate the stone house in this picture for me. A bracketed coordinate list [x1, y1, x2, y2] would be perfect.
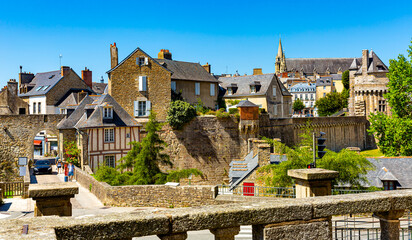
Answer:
[107, 43, 218, 121]
[289, 83, 316, 116]
[315, 77, 334, 101]
[348, 50, 390, 116]
[0, 79, 28, 115]
[57, 93, 141, 172]
[219, 71, 292, 118]
[19, 66, 93, 114]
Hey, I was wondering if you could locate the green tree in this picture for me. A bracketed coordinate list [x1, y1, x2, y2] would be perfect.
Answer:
[368, 41, 412, 156]
[315, 92, 347, 116]
[259, 124, 373, 187]
[64, 141, 80, 167]
[292, 98, 305, 113]
[342, 70, 350, 90]
[166, 100, 197, 130]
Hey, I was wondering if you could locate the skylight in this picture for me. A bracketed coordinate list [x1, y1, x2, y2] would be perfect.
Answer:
[42, 85, 50, 91]
[36, 86, 43, 91]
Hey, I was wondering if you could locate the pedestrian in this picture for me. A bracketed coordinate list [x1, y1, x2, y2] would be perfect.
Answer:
[68, 162, 75, 181]
[57, 159, 62, 174]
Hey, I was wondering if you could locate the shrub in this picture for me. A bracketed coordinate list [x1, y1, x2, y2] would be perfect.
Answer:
[228, 108, 239, 115]
[167, 100, 197, 129]
[195, 98, 209, 115]
[216, 109, 230, 118]
[205, 110, 216, 115]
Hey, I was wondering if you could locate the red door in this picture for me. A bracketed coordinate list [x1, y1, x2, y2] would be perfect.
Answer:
[243, 182, 255, 196]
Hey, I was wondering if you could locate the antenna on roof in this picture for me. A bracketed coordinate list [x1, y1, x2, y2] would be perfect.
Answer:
[100, 76, 104, 83]
[59, 54, 63, 67]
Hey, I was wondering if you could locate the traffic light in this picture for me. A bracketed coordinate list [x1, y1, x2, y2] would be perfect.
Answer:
[317, 136, 327, 159]
[307, 163, 315, 168]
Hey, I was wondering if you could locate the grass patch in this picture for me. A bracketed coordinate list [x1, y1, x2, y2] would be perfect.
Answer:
[360, 149, 384, 158]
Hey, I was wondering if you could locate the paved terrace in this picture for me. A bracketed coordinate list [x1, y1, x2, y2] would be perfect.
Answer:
[1, 189, 412, 239]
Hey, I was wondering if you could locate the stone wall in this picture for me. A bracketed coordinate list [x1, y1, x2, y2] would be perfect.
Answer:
[74, 166, 224, 208]
[0, 114, 64, 181]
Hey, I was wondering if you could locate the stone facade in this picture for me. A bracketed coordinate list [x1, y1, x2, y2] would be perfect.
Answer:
[108, 47, 172, 120]
[74, 166, 225, 208]
[0, 79, 28, 115]
[0, 114, 64, 180]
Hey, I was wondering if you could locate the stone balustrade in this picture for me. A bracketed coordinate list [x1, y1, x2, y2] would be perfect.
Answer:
[2, 189, 412, 239]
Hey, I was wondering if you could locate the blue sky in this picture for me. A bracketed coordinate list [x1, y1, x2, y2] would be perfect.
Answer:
[0, 0, 411, 87]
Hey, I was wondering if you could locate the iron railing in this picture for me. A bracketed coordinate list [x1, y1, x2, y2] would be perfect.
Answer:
[332, 189, 376, 195]
[217, 185, 296, 198]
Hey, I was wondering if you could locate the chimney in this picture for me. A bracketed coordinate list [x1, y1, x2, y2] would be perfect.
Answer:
[61, 66, 70, 76]
[253, 68, 263, 75]
[7, 79, 18, 95]
[18, 72, 35, 86]
[158, 49, 172, 60]
[77, 90, 88, 103]
[82, 67, 93, 88]
[202, 62, 211, 73]
[110, 42, 118, 69]
[362, 49, 369, 76]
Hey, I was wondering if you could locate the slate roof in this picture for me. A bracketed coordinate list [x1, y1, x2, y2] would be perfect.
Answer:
[355, 50, 389, 75]
[219, 73, 291, 98]
[57, 94, 140, 130]
[290, 83, 316, 93]
[316, 77, 333, 87]
[92, 82, 108, 95]
[237, 100, 258, 107]
[363, 158, 412, 189]
[19, 71, 62, 97]
[229, 151, 259, 189]
[286, 58, 361, 75]
[330, 74, 342, 80]
[154, 58, 218, 82]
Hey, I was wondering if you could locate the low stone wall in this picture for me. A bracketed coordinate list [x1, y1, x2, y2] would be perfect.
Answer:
[74, 167, 223, 208]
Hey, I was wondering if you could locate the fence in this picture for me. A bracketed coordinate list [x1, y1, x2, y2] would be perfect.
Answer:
[0, 181, 25, 198]
[217, 185, 296, 198]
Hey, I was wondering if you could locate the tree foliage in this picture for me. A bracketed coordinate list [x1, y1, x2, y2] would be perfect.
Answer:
[258, 123, 373, 187]
[292, 98, 305, 112]
[315, 92, 348, 116]
[166, 100, 197, 130]
[368, 41, 412, 156]
[342, 70, 350, 90]
[64, 140, 80, 167]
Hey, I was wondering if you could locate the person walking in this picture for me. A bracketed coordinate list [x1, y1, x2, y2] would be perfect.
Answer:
[57, 159, 62, 174]
[68, 162, 75, 181]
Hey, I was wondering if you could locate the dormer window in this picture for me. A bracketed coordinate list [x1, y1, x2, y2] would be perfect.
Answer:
[228, 87, 233, 95]
[250, 85, 256, 93]
[103, 107, 113, 119]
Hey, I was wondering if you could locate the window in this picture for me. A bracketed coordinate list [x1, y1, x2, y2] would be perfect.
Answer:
[103, 107, 113, 119]
[134, 100, 151, 117]
[195, 82, 200, 95]
[273, 104, 277, 116]
[60, 108, 66, 114]
[36, 86, 43, 91]
[250, 85, 256, 93]
[104, 128, 114, 143]
[228, 88, 233, 95]
[139, 76, 147, 91]
[171, 81, 176, 91]
[273, 87, 276, 97]
[33, 102, 36, 114]
[323, 93, 326, 97]
[43, 85, 50, 91]
[137, 57, 148, 66]
[210, 84, 215, 96]
[38, 102, 41, 114]
[323, 86, 326, 90]
[379, 100, 386, 112]
[105, 155, 115, 168]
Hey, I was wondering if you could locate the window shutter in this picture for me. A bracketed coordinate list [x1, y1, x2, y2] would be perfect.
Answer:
[134, 101, 139, 117]
[210, 84, 215, 96]
[139, 76, 147, 91]
[146, 101, 151, 116]
[144, 57, 149, 65]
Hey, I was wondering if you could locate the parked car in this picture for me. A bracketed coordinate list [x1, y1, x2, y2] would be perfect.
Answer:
[33, 160, 52, 175]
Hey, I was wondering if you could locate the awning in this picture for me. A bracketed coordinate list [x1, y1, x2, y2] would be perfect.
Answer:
[33, 140, 42, 146]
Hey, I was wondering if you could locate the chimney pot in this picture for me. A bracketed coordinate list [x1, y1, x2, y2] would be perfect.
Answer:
[110, 43, 119, 69]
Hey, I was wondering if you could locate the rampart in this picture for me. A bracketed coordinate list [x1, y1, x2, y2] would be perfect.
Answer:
[3, 189, 412, 239]
[74, 166, 223, 208]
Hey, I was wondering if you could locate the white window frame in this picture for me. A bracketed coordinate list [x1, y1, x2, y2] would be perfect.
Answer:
[33, 102, 36, 114]
[60, 108, 66, 114]
[227, 87, 233, 95]
[210, 83, 215, 96]
[137, 57, 149, 66]
[103, 107, 113, 119]
[38, 102, 41, 114]
[139, 76, 147, 91]
[104, 155, 115, 168]
[273, 86, 276, 97]
[250, 85, 256, 93]
[171, 81, 176, 91]
[104, 128, 114, 143]
[195, 82, 200, 95]
[134, 100, 151, 117]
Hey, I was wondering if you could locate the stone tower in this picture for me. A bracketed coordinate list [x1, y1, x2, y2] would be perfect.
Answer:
[275, 38, 287, 74]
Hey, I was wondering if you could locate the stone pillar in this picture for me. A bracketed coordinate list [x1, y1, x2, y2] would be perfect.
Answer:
[157, 232, 187, 240]
[210, 226, 240, 240]
[374, 210, 405, 240]
[29, 183, 78, 217]
[287, 168, 339, 198]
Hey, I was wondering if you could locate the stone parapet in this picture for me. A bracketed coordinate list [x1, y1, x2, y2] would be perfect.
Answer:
[2, 190, 412, 239]
[288, 169, 339, 181]
[28, 183, 78, 198]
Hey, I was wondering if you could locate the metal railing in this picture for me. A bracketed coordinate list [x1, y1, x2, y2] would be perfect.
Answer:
[0, 181, 24, 198]
[217, 185, 296, 198]
[332, 189, 377, 195]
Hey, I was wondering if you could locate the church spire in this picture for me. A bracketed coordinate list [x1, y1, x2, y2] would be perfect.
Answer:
[275, 37, 287, 74]
[277, 38, 284, 58]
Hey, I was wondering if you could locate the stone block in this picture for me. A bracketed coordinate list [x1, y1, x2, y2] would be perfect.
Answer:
[29, 183, 78, 198]
[263, 218, 330, 240]
[287, 169, 339, 181]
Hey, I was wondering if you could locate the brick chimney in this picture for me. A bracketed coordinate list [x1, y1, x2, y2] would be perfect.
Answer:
[82, 67, 92, 88]
[202, 62, 211, 73]
[61, 66, 70, 77]
[7, 79, 18, 95]
[158, 49, 172, 60]
[110, 42, 118, 69]
[362, 49, 369, 76]
[253, 68, 263, 75]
